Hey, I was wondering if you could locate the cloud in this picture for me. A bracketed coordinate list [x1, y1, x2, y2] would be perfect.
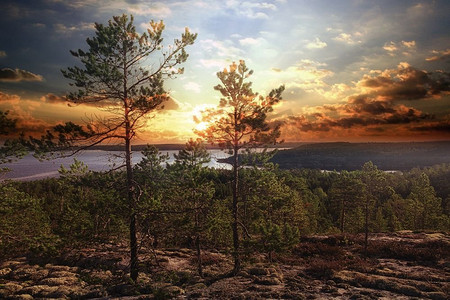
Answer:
[357, 63, 450, 101]
[0, 68, 43, 82]
[239, 37, 264, 46]
[411, 120, 450, 132]
[266, 59, 333, 92]
[54, 22, 94, 34]
[426, 49, 450, 62]
[225, 0, 277, 19]
[199, 59, 228, 69]
[40, 93, 66, 104]
[0, 91, 55, 137]
[183, 82, 202, 93]
[0, 51, 6, 58]
[0, 91, 20, 103]
[279, 63, 450, 141]
[127, 2, 172, 17]
[383, 40, 416, 56]
[333, 33, 361, 45]
[199, 39, 242, 58]
[305, 37, 327, 49]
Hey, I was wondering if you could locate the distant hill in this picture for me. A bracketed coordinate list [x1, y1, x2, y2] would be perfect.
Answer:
[271, 141, 450, 171]
[89, 142, 304, 152]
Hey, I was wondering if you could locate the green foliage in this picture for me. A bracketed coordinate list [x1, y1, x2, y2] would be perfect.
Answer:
[0, 185, 60, 256]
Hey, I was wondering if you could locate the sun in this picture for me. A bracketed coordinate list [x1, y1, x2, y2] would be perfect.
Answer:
[192, 104, 214, 133]
[194, 121, 208, 132]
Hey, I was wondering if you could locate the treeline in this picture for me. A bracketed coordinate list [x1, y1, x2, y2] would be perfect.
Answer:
[271, 141, 450, 171]
[1, 142, 449, 267]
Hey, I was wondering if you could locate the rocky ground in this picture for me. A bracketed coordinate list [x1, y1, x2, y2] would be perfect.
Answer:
[0, 231, 449, 299]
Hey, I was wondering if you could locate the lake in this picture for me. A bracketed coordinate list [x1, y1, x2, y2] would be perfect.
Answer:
[1, 149, 232, 181]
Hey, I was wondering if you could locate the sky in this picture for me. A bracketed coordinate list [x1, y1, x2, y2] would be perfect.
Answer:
[0, 0, 449, 144]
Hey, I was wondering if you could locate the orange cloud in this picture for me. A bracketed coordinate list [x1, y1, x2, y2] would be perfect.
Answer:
[277, 63, 450, 142]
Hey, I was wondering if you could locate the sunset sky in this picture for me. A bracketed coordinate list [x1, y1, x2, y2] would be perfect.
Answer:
[0, 0, 449, 144]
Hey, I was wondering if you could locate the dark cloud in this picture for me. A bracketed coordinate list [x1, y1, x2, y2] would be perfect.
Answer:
[358, 64, 450, 101]
[349, 96, 396, 115]
[411, 121, 450, 132]
[0, 68, 43, 82]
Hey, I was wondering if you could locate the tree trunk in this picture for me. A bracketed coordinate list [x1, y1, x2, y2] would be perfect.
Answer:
[126, 130, 138, 281]
[232, 146, 240, 275]
[364, 198, 369, 258]
[340, 202, 345, 233]
[195, 234, 203, 277]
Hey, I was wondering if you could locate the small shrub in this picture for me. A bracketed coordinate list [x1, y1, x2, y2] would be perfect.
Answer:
[293, 242, 345, 259]
[305, 258, 344, 279]
[364, 239, 447, 262]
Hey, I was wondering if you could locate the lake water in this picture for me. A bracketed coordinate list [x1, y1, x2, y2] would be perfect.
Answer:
[1, 150, 232, 181]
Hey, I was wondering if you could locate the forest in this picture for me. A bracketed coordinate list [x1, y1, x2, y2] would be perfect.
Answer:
[1, 13, 449, 299]
[2, 143, 449, 259]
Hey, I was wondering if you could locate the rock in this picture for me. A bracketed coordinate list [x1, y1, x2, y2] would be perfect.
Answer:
[8, 295, 34, 300]
[248, 267, 269, 276]
[10, 266, 38, 280]
[163, 285, 185, 296]
[321, 285, 338, 293]
[83, 285, 107, 298]
[0, 282, 24, 297]
[48, 270, 76, 278]
[427, 292, 448, 300]
[19, 285, 59, 297]
[107, 283, 138, 296]
[39, 276, 79, 286]
[44, 264, 72, 272]
[0, 267, 12, 278]
[253, 277, 282, 285]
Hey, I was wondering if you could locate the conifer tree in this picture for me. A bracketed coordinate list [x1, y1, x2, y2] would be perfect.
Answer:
[56, 14, 196, 280]
[197, 60, 284, 274]
[169, 139, 214, 276]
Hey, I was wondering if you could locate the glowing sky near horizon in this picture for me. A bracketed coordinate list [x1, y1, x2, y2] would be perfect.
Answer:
[0, 0, 449, 143]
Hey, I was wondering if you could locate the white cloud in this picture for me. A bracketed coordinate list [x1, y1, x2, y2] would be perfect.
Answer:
[127, 2, 172, 17]
[199, 59, 228, 69]
[239, 37, 264, 46]
[199, 39, 242, 57]
[265, 60, 334, 92]
[54, 22, 94, 34]
[333, 33, 360, 45]
[183, 82, 202, 93]
[225, 0, 276, 19]
[305, 37, 327, 49]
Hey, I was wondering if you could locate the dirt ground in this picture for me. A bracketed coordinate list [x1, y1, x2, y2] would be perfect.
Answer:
[1, 231, 448, 299]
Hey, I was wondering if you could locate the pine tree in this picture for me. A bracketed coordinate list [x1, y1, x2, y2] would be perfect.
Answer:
[56, 14, 196, 280]
[197, 60, 284, 274]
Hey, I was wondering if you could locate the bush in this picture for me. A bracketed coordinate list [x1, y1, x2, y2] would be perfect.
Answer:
[364, 239, 448, 262]
[305, 258, 344, 279]
[0, 185, 59, 256]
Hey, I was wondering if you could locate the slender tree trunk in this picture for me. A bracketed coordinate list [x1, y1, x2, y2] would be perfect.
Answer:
[195, 234, 203, 277]
[364, 197, 369, 258]
[194, 207, 203, 277]
[340, 201, 345, 233]
[232, 146, 240, 275]
[126, 132, 138, 281]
